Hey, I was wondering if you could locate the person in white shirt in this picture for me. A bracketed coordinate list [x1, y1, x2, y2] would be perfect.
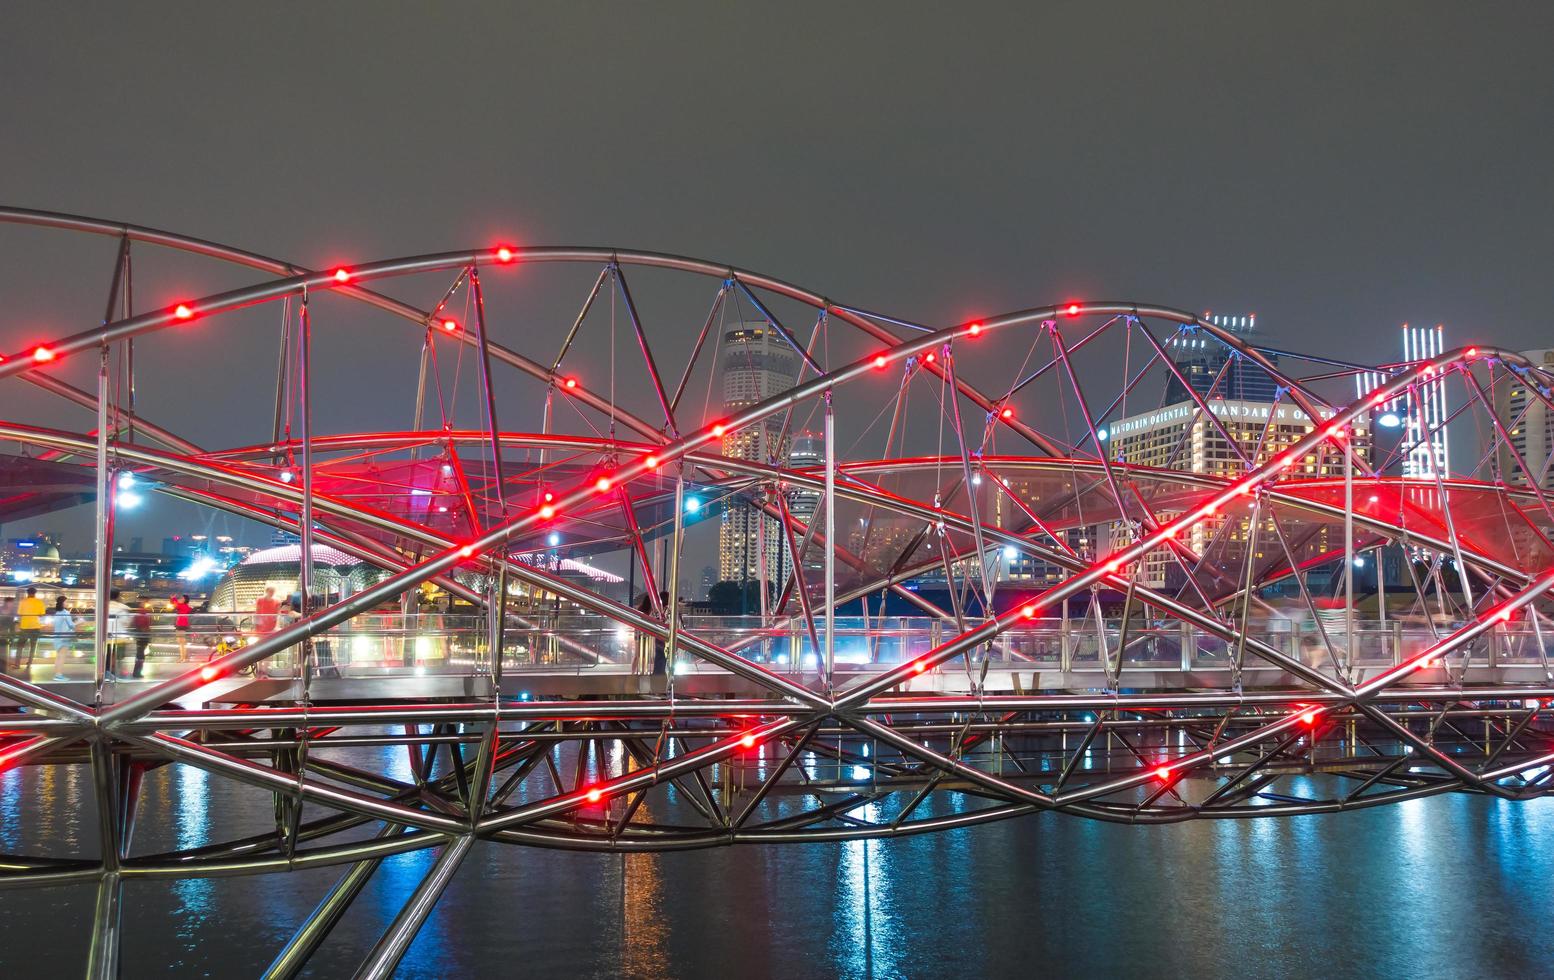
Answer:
[104, 590, 132, 681]
[48, 595, 76, 681]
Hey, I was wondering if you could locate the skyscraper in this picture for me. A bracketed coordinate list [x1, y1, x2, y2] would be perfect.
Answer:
[1494, 348, 1554, 490]
[1357, 324, 1451, 479]
[718, 323, 800, 587]
[1163, 313, 1280, 404]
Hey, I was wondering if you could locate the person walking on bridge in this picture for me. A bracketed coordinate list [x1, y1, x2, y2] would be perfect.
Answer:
[47, 595, 75, 681]
[15, 587, 45, 672]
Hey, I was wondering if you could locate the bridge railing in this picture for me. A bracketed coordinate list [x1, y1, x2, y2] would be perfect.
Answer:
[18, 609, 1550, 688]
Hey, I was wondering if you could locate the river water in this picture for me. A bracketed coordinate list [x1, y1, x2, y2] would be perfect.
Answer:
[3, 755, 1552, 979]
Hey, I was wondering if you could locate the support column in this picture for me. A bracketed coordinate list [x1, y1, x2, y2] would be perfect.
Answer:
[350, 835, 474, 980]
[93, 344, 114, 695]
[823, 392, 836, 688]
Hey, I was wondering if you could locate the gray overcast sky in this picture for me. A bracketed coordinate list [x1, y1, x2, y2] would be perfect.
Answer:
[2, 2, 1552, 550]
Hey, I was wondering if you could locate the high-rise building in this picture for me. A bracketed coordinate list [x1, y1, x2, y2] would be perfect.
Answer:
[1163, 313, 1280, 404]
[1494, 348, 1554, 490]
[1357, 324, 1451, 479]
[785, 432, 823, 575]
[718, 323, 800, 587]
[1098, 398, 1371, 588]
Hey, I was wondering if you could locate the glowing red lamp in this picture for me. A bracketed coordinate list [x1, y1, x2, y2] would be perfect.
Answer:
[595, 476, 611, 493]
[563, 377, 578, 389]
[442, 319, 459, 333]
[585, 788, 603, 803]
[740, 734, 757, 749]
[712, 423, 727, 437]
[333, 268, 350, 283]
[873, 354, 888, 369]
[200, 666, 219, 682]
[968, 322, 982, 336]
[496, 246, 514, 262]
[1065, 303, 1080, 316]
[645, 455, 659, 469]
[1023, 604, 1039, 619]
[174, 304, 193, 320]
[1000, 407, 1015, 419]
[913, 660, 928, 674]
[1154, 766, 1172, 781]
[1300, 710, 1317, 726]
[539, 504, 556, 520]
[924, 352, 937, 363]
[32, 346, 54, 363]
[460, 545, 475, 557]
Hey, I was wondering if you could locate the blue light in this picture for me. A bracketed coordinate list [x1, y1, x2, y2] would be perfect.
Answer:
[547, 532, 561, 547]
[1378, 412, 1402, 428]
[684, 496, 703, 514]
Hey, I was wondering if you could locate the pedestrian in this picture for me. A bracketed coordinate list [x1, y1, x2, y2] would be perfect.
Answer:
[171, 593, 193, 661]
[254, 586, 280, 635]
[653, 590, 674, 676]
[128, 600, 153, 679]
[15, 587, 45, 672]
[48, 595, 75, 681]
[105, 590, 132, 681]
[0, 597, 15, 675]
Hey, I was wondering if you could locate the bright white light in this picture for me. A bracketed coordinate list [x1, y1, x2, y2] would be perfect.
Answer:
[116, 490, 144, 509]
[279, 469, 296, 483]
[684, 497, 703, 514]
[116, 472, 136, 490]
[971, 472, 983, 486]
[548, 532, 561, 547]
[178, 555, 220, 580]
[1353, 557, 1366, 568]
[1096, 428, 1109, 441]
[1378, 412, 1402, 428]
[1002, 545, 1019, 560]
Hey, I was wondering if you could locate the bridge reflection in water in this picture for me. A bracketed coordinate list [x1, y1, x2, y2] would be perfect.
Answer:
[1, 208, 1552, 976]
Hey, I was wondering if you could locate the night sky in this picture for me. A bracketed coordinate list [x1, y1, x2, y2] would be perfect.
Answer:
[3, 3, 1552, 551]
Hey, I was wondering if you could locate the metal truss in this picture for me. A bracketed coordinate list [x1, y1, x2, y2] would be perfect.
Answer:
[2, 208, 1553, 976]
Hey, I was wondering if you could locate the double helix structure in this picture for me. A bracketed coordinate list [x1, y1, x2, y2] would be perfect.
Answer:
[1, 208, 1552, 976]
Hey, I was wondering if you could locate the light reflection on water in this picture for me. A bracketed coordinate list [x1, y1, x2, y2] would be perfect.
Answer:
[3, 754, 1554, 977]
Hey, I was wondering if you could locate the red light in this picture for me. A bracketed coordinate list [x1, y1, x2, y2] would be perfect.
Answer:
[1326, 423, 1346, 439]
[543, 491, 554, 503]
[1201, 504, 1218, 517]
[1066, 303, 1080, 316]
[595, 476, 611, 493]
[1104, 559, 1121, 573]
[174, 304, 193, 320]
[968, 322, 982, 336]
[645, 455, 659, 469]
[1417, 657, 1436, 671]
[442, 319, 459, 333]
[1372, 392, 1387, 406]
[199, 666, 219, 682]
[539, 504, 556, 520]
[740, 734, 757, 748]
[1000, 407, 1014, 419]
[913, 660, 928, 674]
[460, 545, 475, 557]
[1162, 525, 1177, 539]
[1023, 605, 1038, 619]
[1497, 608, 1514, 622]
[563, 377, 578, 389]
[1300, 710, 1317, 725]
[333, 268, 350, 283]
[1466, 347, 1478, 357]
[873, 354, 888, 369]
[1154, 766, 1172, 781]
[585, 788, 603, 803]
[31, 346, 54, 363]
[496, 246, 514, 262]
[712, 423, 726, 437]
[924, 352, 936, 363]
